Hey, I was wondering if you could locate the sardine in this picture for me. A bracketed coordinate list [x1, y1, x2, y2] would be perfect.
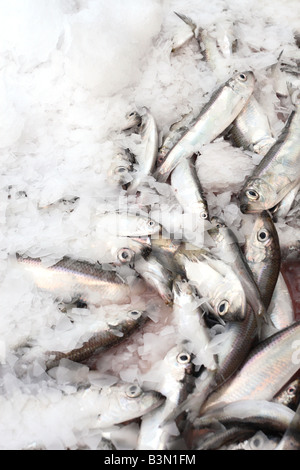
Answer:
[195, 399, 295, 433]
[174, 247, 247, 322]
[157, 112, 195, 166]
[194, 426, 255, 451]
[97, 212, 161, 238]
[107, 149, 135, 186]
[171, 157, 209, 220]
[243, 210, 281, 311]
[229, 97, 276, 156]
[16, 255, 133, 306]
[133, 254, 173, 305]
[46, 308, 148, 369]
[208, 217, 266, 322]
[201, 321, 300, 413]
[151, 236, 183, 275]
[154, 71, 255, 182]
[172, 277, 216, 370]
[239, 104, 300, 213]
[137, 346, 195, 450]
[126, 108, 158, 194]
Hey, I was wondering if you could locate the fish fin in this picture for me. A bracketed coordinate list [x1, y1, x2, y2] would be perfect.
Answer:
[174, 12, 197, 33]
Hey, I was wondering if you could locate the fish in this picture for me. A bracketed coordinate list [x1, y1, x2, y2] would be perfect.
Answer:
[243, 210, 281, 311]
[275, 401, 300, 450]
[239, 103, 300, 213]
[170, 156, 209, 220]
[208, 217, 266, 322]
[137, 346, 195, 450]
[154, 71, 255, 183]
[126, 108, 158, 194]
[263, 273, 295, 339]
[273, 379, 300, 410]
[151, 236, 183, 275]
[172, 276, 217, 370]
[194, 426, 256, 451]
[194, 399, 296, 433]
[229, 96, 276, 156]
[122, 110, 142, 132]
[91, 382, 164, 429]
[45, 308, 149, 369]
[16, 255, 134, 306]
[174, 247, 247, 322]
[133, 254, 173, 305]
[96, 212, 161, 238]
[157, 112, 195, 166]
[107, 148, 135, 186]
[200, 321, 300, 413]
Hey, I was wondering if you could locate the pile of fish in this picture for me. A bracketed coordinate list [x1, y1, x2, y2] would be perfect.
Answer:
[7, 12, 300, 450]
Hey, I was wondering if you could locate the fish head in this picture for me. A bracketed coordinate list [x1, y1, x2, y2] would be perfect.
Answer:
[97, 382, 165, 428]
[122, 111, 142, 131]
[245, 211, 279, 263]
[239, 178, 278, 213]
[135, 217, 161, 237]
[211, 274, 247, 322]
[207, 216, 227, 244]
[228, 71, 255, 98]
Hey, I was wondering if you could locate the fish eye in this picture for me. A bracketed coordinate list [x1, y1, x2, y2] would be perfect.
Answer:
[217, 300, 229, 315]
[125, 384, 142, 398]
[257, 229, 269, 243]
[115, 166, 127, 174]
[246, 189, 259, 200]
[200, 212, 208, 220]
[238, 73, 247, 81]
[117, 248, 134, 263]
[147, 219, 156, 229]
[176, 352, 191, 364]
[128, 310, 142, 319]
[128, 112, 135, 117]
[287, 386, 296, 395]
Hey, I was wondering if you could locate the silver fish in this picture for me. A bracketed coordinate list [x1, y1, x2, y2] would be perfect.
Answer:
[229, 96, 276, 156]
[172, 277, 216, 370]
[243, 210, 281, 311]
[107, 148, 135, 186]
[240, 104, 300, 213]
[154, 71, 255, 182]
[46, 308, 148, 369]
[201, 321, 300, 413]
[171, 157, 209, 220]
[16, 255, 133, 306]
[174, 248, 247, 322]
[97, 212, 161, 238]
[133, 254, 173, 305]
[157, 112, 195, 166]
[208, 217, 266, 322]
[126, 108, 158, 194]
[195, 399, 295, 433]
[137, 346, 195, 450]
[95, 382, 165, 429]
